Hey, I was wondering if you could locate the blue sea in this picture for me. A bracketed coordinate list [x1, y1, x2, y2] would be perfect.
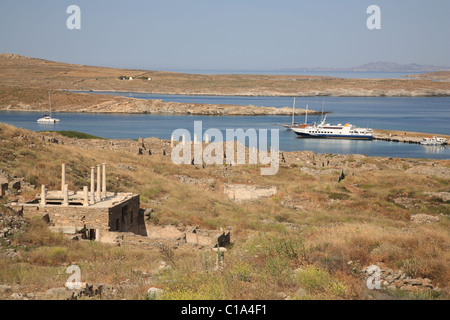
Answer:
[1, 94, 449, 159]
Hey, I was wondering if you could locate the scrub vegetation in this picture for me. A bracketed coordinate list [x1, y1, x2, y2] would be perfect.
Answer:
[0, 123, 448, 300]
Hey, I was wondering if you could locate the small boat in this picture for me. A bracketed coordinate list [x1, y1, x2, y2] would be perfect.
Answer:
[420, 136, 446, 146]
[37, 92, 60, 123]
[37, 115, 60, 123]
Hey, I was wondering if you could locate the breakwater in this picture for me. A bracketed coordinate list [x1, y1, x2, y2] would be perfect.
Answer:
[373, 130, 449, 146]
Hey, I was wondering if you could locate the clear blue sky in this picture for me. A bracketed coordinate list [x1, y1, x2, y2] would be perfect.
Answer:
[1, 0, 449, 71]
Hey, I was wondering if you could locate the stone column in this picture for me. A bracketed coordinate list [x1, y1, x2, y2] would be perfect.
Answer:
[83, 186, 89, 207]
[102, 163, 107, 199]
[40, 185, 46, 206]
[205, 134, 209, 144]
[194, 133, 198, 145]
[170, 135, 174, 147]
[90, 167, 95, 203]
[96, 164, 101, 201]
[61, 163, 66, 193]
[182, 134, 186, 146]
[63, 184, 69, 206]
[212, 247, 227, 271]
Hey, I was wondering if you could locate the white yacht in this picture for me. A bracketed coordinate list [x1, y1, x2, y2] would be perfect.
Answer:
[289, 100, 373, 140]
[420, 136, 446, 146]
[37, 92, 60, 123]
[291, 112, 373, 140]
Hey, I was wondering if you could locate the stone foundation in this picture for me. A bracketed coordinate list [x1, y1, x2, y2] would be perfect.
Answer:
[15, 193, 144, 242]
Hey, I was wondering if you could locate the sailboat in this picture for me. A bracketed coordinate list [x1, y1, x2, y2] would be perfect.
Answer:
[283, 97, 310, 129]
[37, 92, 60, 123]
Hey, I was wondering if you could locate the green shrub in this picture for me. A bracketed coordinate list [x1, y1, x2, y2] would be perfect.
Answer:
[296, 266, 330, 292]
[48, 247, 68, 263]
[264, 255, 292, 285]
[327, 280, 347, 298]
[38, 130, 106, 140]
[231, 261, 253, 282]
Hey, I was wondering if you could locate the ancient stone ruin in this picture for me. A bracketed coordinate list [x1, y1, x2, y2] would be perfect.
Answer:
[8, 163, 230, 249]
[11, 163, 144, 241]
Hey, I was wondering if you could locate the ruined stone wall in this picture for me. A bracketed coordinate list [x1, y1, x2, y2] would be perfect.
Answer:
[107, 195, 144, 236]
[19, 194, 143, 240]
[21, 205, 110, 238]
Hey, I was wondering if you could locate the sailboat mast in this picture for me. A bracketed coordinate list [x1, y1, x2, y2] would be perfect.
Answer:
[48, 91, 52, 117]
[305, 104, 308, 125]
[291, 97, 296, 126]
[321, 99, 324, 121]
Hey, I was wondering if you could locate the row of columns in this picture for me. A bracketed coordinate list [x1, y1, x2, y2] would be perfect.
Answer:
[90, 163, 107, 204]
[40, 163, 107, 207]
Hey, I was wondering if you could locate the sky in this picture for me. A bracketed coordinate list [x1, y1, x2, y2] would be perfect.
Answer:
[0, 0, 449, 71]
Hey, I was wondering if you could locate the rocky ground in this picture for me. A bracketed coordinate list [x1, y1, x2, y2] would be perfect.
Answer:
[0, 85, 314, 116]
[0, 123, 449, 301]
[373, 130, 450, 145]
[406, 71, 450, 82]
[37, 131, 450, 181]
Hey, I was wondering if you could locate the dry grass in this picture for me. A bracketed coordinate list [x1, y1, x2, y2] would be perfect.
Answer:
[0, 123, 449, 299]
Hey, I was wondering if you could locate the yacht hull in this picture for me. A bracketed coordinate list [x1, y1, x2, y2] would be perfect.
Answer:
[293, 132, 373, 140]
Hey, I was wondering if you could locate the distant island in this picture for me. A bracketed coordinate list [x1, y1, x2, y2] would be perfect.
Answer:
[283, 61, 450, 73]
[0, 54, 449, 111]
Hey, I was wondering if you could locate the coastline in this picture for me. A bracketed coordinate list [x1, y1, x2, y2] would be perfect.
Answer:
[373, 130, 450, 146]
[70, 88, 450, 97]
[0, 86, 320, 116]
[1, 54, 450, 99]
[30, 125, 450, 164]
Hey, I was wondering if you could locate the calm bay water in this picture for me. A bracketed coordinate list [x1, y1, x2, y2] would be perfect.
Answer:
[1, 94, 450, 159]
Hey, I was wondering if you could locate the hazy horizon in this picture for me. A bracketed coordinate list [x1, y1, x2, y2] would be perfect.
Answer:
[1, 0, 449, 71]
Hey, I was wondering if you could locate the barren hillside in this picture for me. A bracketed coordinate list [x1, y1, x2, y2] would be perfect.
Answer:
[1, 54, 450, 97]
